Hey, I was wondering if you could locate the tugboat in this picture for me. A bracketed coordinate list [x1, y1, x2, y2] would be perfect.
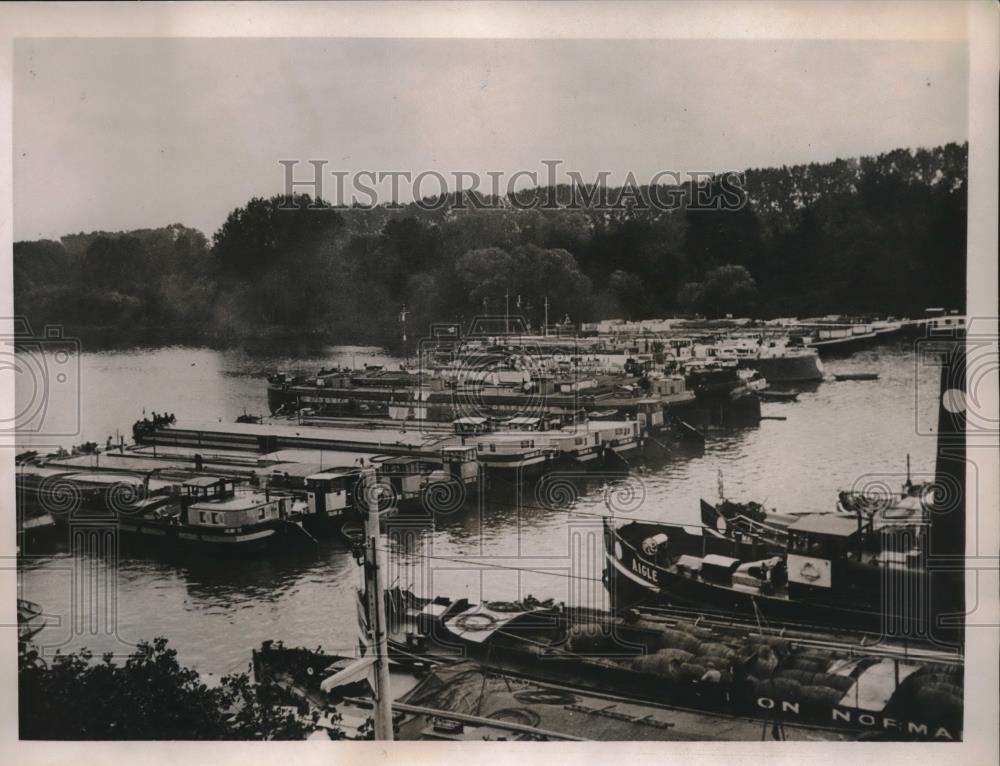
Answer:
[604, 340, 967, 646]
[680, 359, 761, 426]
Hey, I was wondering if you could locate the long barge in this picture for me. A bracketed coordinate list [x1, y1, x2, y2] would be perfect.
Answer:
[366, 587, 962, 741]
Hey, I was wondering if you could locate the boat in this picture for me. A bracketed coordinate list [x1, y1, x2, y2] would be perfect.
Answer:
[363, 587, 962, 740]
[266, 356, 697, 425]
[679, 360, 761, 426]
[738, 368, 769, 392]
[834, 373, 879, 382]
[605, 339, 967, 646]
[804, 322, 880, 356]
[17, 467, 338, 553]
[715, 336, 825, 383]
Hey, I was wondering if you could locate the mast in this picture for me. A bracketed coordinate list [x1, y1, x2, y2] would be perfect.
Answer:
[399, 305, 409, 367]
[362, 466, 394, 740]
[544, 296, 549, 338]
[504, 289, 510, 335]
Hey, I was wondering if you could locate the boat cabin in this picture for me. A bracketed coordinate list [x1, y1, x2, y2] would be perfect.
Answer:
[453, 416, 492, 435]
[440, 446, 480, 483]
[305, 470, 358, 517]
[785, 514, 861, 592]
[635, 398, 665, 430]
[377, 456, 439, 497]
[183, 476, 286, 528]
[500, 415, 561, 432]
[182, 476, 236, 502]
[647, 376, 687, 397]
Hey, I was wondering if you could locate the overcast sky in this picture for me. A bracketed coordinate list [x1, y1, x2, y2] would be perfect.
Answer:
[14, 37, 967, 240]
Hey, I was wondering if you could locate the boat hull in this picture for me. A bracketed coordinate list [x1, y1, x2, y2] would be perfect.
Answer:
[738, 354, 824, 383]
[604, 521, 962, 647]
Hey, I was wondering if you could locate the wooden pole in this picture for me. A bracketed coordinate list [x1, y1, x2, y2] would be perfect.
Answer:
[363, 468, 394, 741]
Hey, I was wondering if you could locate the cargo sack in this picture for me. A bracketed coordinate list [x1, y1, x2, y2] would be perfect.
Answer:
[799, 685, 844, 706]
[746, 634, 790, 658]
[812, 673, 855, 692]
[630, 648, 694, 680]
[658, 629, 702, 653]
[747, 646, 779, 677]
[671, 620, 717, 641]
[678, 662, 708, 682]
[696, 641, 736, 661]
[786, 656, 826, 673]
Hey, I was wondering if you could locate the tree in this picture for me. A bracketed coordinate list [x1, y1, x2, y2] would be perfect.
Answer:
[684, 264, 759, 318]
[19, 637, 330, 740]
[211, 194, 343, 278]
[608, 270, 646, 319]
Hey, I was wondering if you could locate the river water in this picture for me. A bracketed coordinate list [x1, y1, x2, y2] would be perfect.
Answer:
[16, 341, 942, 678]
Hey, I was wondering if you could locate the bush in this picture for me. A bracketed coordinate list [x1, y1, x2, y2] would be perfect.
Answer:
[18, 637, 333, 740]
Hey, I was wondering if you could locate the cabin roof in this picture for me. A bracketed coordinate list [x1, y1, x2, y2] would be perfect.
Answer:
[454, 416, 489, 425]
[67, 473, 143, 486]
[183, 476, 227, 488]
[380, 455, 430, 465]
[306, 470, 356, 481]
[506, 416, 542, 425]
[190, 494, 271, 511]
[787, 513, 859, 537]
[265, 462, 332, 478]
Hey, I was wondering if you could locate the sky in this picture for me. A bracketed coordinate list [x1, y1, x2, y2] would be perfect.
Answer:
[13, 37, 968, 241]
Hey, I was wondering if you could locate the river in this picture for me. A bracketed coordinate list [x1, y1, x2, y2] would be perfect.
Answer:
[16, 340, 942, 679]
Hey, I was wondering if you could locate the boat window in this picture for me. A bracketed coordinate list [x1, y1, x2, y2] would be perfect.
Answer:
[199, 511, 207, 523]
[258, 507, 266, 520]
[211, 512, 219, 525]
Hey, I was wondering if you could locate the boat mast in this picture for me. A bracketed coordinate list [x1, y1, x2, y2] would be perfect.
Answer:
[362, 466, 394, 741]
[505, 288, 510, 335]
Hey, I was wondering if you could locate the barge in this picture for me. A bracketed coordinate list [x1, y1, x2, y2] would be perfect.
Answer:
[365, 587, 962, 741]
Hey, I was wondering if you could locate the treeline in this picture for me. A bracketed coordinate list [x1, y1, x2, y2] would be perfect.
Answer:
[13, 143, 967, 349]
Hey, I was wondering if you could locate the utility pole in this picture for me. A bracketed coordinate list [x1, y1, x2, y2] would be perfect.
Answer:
[362, 466, 394, 741]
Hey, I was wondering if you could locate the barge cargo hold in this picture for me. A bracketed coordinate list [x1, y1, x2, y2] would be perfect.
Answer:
[253, 641, 857, 741]
[362, 588, 962, 741]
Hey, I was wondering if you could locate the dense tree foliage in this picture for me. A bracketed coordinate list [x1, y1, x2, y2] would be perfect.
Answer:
[13, 143, 966, 348]
[19, 637, 328, 740]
